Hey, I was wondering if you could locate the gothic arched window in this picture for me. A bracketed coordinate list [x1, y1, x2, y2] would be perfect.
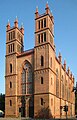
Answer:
[62, 75, 64, 98]
[44, 18, 46, 27]
[41, 55, 44, 66]
[10, 63, 12, 73]
[22, 61, 33, 95]
[56, 68, 59, 97]
[41, 77, 43, 84]
[41, 98, 43, 105]
[10, 100, 12, 106]
[10, 82, 12, 88]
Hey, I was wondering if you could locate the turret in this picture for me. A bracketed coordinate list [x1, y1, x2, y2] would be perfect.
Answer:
[45, 2, 50, 14]
[67, 67, 70, 75]
[20, 23, 24, 34]
[64, 60, 66, 70]
[70, 72, 73, 79]
[35, 6, 39, 18]
[58, 52, 62, 63]
[14, 16, 18, 28]
[6, 20, 10, 31]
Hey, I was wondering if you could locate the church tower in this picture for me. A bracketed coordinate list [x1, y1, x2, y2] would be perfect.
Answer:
[5, 18, 24, 117]
[34, 3, 56, 117]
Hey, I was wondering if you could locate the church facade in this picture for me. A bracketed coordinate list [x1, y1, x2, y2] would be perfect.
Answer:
[5, 3, 75, 118]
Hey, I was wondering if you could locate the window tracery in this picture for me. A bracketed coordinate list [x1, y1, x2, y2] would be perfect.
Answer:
[22, 61, 33, 95]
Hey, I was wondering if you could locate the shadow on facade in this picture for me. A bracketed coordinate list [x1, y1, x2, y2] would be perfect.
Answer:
[35, 106, 53, 119]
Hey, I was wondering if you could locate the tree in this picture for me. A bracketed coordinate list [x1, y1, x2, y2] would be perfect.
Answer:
[35, 106, 53, 119]
[0, 93, 5, 112]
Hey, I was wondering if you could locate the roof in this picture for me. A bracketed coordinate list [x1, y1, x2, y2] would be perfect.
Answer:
[17, 48, 34, 58]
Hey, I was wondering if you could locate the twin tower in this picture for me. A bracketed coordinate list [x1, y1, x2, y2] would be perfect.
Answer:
[5, 3, 75, 119]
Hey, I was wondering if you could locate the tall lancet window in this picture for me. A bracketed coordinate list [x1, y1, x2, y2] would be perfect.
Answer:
[56, 69, 59, 97]
[41, 55, 44, 66]
[22, 60, 33, 95]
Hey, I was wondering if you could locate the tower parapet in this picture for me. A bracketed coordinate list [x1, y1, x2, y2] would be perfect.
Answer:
[6, 18, 24, 55]
[35, 3, 54, 23]
[35, 3, 54, 49]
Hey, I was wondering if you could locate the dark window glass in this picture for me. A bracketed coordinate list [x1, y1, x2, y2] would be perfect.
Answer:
[38, 34, 40, 43]
[13, 31, 15, 39]
[41, 56, 44, 66]
[22, 61, 33, 95]
[44, 32, 46, 42]
[41, 33, 43, 42]
[10, 100, 12, 106]
[41, 77, 43, 84]
[41, 20, 43, 28]
[11, 32, 12, 40]
[10, 82, 12, 88]
[11, 44, 12, 52]
[9, 33, 11, 40]
[10, 64, 12, 73]
[13, 43, 14, 52]
[8, 45, 10, 53]
[41, 98, 43, 105]
[44, 18, 46, 27]
[51, 57, 52, 68]
[56, 69, 59, 97]
[38, 21, 40, 29]
[62, 83, 64, 98]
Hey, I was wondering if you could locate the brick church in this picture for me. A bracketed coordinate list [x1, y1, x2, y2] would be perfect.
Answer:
[5, 3, 75, 118]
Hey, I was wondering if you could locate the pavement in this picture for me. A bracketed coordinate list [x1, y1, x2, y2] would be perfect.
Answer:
[0, 118, 32, 120]
[0, 118, 76, 120]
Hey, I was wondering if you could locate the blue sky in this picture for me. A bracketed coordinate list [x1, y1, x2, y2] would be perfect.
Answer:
[0, 0, 77, 93]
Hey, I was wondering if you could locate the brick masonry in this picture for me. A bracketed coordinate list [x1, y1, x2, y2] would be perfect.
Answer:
[5, 3, 75, 119]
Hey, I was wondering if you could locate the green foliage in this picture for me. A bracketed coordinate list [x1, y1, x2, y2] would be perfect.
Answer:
[0, 93, 5, 112]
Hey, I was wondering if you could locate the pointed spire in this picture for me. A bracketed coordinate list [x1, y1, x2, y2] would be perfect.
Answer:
[64, 60, 66, 70]
[15, 16, 18, 22]
[70, 72, 72, 78]
[21, 22, 24, 28]
[7, 19, 10, 26]
[67, 67, 70, 75]
[58, 52, 62, 63]
[35, 6, 39, 18]
[14, 16, 18, 28]
[20, 22, 24, 34]
[6, 19, 10, 31]
[8, 19, 10, 23]
[46, 1, 49, 9]
[36, 6, 38, 13]
[45, 2, 50, 14]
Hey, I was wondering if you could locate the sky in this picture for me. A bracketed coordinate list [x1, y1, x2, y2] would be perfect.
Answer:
[0, 0, 77, 93]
